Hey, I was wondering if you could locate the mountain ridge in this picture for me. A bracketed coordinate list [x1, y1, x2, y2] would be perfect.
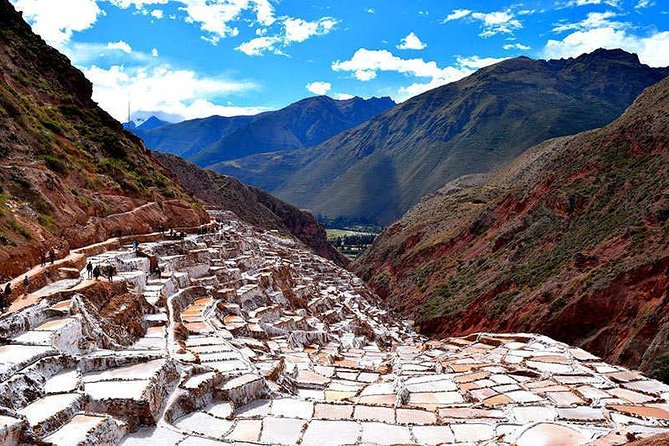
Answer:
[132, 95, 395, 166]
[218, 49, 668, 225]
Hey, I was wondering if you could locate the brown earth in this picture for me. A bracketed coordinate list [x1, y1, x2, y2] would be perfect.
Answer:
[355, 75, 669, 381]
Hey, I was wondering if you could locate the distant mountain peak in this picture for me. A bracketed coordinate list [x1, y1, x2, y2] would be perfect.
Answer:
[131, 94, 395, 164]
[138, 115, 169, 130]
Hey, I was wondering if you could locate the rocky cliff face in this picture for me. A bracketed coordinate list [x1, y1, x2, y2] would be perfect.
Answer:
[355, 75, 669, 381]
[153, 152, 348, 267]
[0, 0, 211, 280]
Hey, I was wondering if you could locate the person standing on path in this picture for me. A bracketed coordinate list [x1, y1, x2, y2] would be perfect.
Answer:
[40, 252, 46, 267]
[1, 283, 11, 312]
[22, 276, 29, 297]
[93, 265, 101, 281]
[49, 248, 55, 265]
[86, 261, 93, 279]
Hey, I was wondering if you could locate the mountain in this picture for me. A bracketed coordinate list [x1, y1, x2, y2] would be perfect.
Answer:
[0, 0, 344, 279]
[153, 152, 349, 267]
[133, 95, 396, 165]
[354, 74, 669, 380]
[123, 115, 169, 131]
[219, 50, 667, 226]
[136, 115, 169, 131]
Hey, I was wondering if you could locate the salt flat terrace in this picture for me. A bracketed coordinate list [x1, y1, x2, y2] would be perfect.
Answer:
[0, 213, 668, 445]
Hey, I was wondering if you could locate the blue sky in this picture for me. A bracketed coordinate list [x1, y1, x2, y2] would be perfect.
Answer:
[10, 0, 669, 123]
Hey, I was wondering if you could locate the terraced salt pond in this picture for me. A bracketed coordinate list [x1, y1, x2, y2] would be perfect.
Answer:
[0, 213, 667, 445]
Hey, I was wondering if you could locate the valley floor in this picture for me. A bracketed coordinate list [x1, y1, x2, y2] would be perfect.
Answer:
[0, 211, 668, 445]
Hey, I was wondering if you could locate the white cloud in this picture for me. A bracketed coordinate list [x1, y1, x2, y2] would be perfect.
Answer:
[283, 17, 338, 43]
[562, 0, 620, 7]
[503, 42, 531, 50]
[472, 11, 522, 37]
[83, 64, 261, 121]
[552, 11, 626, 33]
[366, 8, 375, 14]
[151, 47, 159, 57]
[236, 36, 283, 56]
[150, 9, 163, 18]
[332, 48, 507, 101]
[334, 93, 354, 100]
[11, 0, 102, 47]
[63, 41, 152, 65]
[442, 8, 522, 38]
[175, 0, 274, 43]
[544, 28, 669, 67]
[108, 0, 275, 43]
[456, 55, 507, 69]
[305, 81, 332, 95]
[106, 0, 168, 8]
[635, 0, 654, 9]
[236, 16, 338, 56]
[397, 32, 427, 50]
[106, 40, 132, 53]
[443, 9, 472, 22]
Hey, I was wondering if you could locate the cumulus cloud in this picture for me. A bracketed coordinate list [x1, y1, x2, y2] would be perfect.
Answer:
[561, 0, 620, 7]
[503, 43, 531, 50]
[284, 17, 338, 43]
[106, 0, 274, 44]
[443, 9, 472, 22]
[236, 36, 282, 56]
[151, 48, 159, 57]
[552, 11, 627, 33]
[11, 0, 102, 48]
[106, 0, 168, 8]
[63, 41, 153, 65]
[236, 16, 339, 56]
[442, 8, 522, 38]
[544, 28, 669, 67]
[332, 48, 507, 101]
[177, 0, 275, 44]
[106, 40, 132, 53]
[82, 64, 262, 121]
[397, 32, 427, 50]
[305, 81, 332, 96]
[635, 0, 654, 9]
[334, 93, 354, 100]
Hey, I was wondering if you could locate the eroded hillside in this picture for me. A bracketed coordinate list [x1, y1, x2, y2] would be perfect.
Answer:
[355, 74, 669, 381]
[0, 0, 208, 279]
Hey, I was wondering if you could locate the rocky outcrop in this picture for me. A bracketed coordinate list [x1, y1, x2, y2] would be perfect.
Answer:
[355, 74, 669, 381]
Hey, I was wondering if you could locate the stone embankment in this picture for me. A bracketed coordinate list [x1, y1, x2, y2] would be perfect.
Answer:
[0, 211, 667, 445]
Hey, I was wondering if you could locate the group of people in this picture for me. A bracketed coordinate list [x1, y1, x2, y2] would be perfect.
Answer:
[1, 247, 56, 312]
[85, 261, 116, 282]
[1, 275, 31, 313]
[39, 248, 56, 267]
[1, 232, 184, 314]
